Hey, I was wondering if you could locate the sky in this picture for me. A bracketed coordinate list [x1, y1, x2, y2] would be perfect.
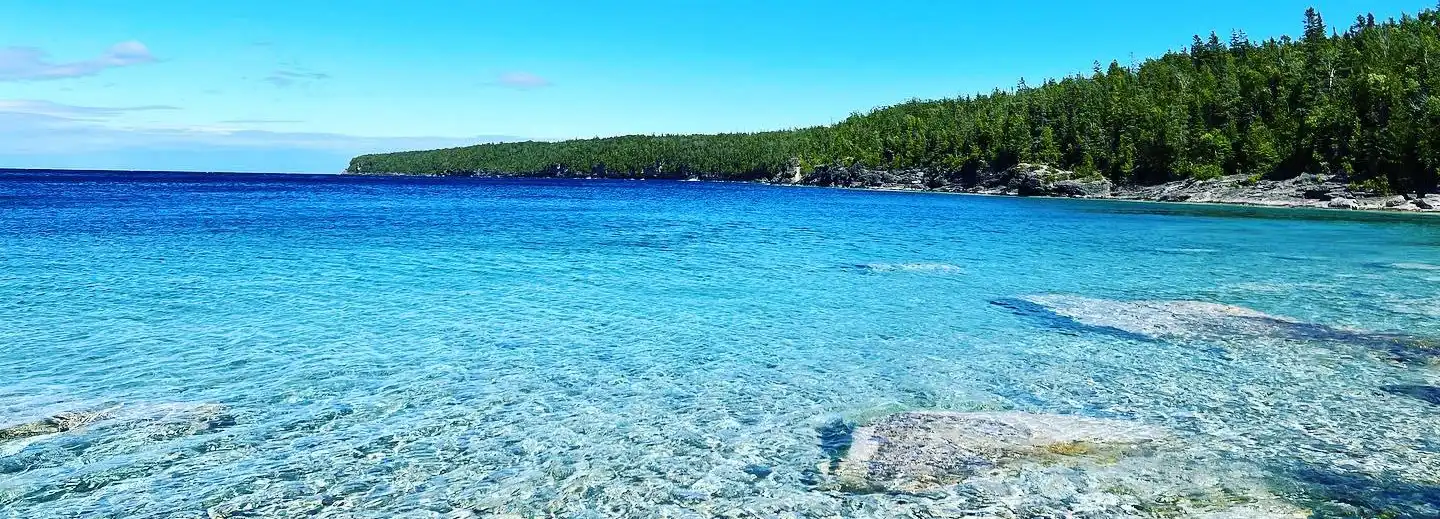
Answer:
[0, 0, 1429, 173]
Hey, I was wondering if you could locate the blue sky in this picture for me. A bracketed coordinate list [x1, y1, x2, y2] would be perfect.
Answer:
[0, 0, 1427, 172]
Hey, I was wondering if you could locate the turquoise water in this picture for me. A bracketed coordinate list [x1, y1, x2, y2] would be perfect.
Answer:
[1, 171, 1438, 518]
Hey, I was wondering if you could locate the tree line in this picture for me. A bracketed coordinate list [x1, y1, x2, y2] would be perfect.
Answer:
[349, 6, 1440, 193]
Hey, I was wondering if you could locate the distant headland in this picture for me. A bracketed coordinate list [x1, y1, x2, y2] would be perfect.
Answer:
[347, 7, 1440, 212]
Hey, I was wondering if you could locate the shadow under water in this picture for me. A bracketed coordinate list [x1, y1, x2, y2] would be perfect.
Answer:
[1278, 462, 1440, 519]
[1380, 385, 1440, 406]
[990, 296, 1439, 365]
[816, 418, 855, 462]
[988, 298, 1157, 343]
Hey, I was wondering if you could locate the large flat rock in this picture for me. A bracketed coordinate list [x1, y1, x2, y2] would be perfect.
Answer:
[994, 294, 1437, 364]
[832, 411, 1165, 493]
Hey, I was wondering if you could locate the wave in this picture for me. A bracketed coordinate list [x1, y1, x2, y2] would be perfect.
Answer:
[1154, 248, 1219, 254]
[1263, 253, 1326, 261]
[1390, 262, 1440, 271]
[852, 262, 964, 274]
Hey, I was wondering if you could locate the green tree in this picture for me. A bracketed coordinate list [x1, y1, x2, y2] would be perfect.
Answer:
[1241, 121, 1281, 178]
[348, 5, 1440, 194]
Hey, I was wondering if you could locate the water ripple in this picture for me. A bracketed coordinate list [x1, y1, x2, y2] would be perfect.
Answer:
[2, 174, 1439, 517]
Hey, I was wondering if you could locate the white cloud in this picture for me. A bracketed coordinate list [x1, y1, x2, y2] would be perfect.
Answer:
[0, 99, 178, 119]
[0, 41, 156, 81]
[217, 119, 304, 124]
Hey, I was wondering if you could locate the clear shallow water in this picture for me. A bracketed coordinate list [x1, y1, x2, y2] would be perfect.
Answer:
[1, 171, 1438, 518]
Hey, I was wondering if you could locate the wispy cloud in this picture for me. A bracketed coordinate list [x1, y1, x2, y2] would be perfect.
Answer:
[0, 101, 522, 172]
[0, 99, 178, 119]
[264, 69, 330, 87]
[0, 41, 155, 81]
[218, 119, 304, 124]
[491, 72, 552, 89]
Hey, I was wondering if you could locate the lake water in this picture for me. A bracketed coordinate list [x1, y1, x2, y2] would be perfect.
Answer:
[1, 171, 1438, 518]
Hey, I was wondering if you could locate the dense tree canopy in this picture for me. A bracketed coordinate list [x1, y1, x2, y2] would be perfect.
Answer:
[350, 6, 1440, 193]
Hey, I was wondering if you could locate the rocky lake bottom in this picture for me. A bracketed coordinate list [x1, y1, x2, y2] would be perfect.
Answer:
[1, 171, 1438, 518]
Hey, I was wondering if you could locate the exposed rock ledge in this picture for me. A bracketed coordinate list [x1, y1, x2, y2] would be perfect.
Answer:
[358, 163, 1440, 213]
[780, 164, 1440, 213]
[1110, 173, 1440, 212]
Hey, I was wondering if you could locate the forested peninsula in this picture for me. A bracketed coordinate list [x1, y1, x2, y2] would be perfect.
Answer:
[348, 7, 1440, 210]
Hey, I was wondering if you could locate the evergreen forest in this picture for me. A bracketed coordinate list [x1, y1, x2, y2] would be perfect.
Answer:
[349, 6, 1440, 193]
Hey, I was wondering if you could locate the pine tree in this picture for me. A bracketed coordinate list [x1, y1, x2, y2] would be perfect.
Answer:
[1037, 127, 1062, 165]
[348, 6, 1440, 193]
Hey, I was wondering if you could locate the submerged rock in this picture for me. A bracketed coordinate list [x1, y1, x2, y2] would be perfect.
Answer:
[819, 410, 1314, 517]
[1170, 501, 1311, 519]
[142, 403, 237, 439]
[1000, 295, 1297, 340]
[741, 464, 773, 479]
[1380, 385, 1440, 406]
[0, 409, 113, 442]
[828, 411, 1164, 493]
[0, 403, 234, 444]
[995, 295, 1438, 364]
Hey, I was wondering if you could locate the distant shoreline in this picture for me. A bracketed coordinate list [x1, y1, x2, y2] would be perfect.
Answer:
[8, 166, 1437, 215]
[837, 184, 1440, 216]
[0, 168, 340, 176]
[345, 166, 1440, 215]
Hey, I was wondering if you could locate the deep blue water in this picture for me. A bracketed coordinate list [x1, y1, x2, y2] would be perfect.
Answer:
[1, 170, 1438, 518]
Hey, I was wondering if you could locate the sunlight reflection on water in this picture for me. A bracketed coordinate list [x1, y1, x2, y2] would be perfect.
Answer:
[1, 172, 1438, 518]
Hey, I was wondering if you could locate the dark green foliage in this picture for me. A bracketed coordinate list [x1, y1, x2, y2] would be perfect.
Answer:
[349, 7, 1440, 193]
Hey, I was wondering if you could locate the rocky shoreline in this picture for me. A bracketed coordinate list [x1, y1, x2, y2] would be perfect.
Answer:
[766, 163, 1440, 213]
[357, 163, 1440, 213]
